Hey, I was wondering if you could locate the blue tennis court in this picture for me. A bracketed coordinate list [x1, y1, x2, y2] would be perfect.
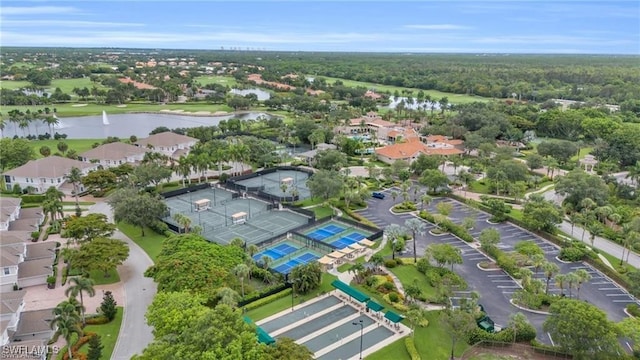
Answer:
[330, 232, 368, 249]
[306, 224, 346, 240]
[273, 252, 320, 274]
[253, 242, 299, 262]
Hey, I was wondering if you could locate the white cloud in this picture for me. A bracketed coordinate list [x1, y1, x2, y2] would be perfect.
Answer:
[1, 6, 80, 15]
[404, 24, 472, 30]
[2, 19, 144, 28]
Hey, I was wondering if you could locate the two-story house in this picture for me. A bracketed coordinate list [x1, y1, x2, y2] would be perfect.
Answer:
[79, 142, 150, 168]
[1, 290, 53, 359]
[2, 157, 97, 195]
[0, 198, 22, 232]
[134, 131, 198, 159]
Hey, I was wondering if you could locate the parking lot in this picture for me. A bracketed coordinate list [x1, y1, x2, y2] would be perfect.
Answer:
[358, 187, 638, 344]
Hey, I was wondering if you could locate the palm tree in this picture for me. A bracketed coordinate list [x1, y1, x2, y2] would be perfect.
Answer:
[233, 264, 250, 299]
[0, 117, 5, 138]
[405, 218, 426, 263]
[43, 186, 65, 222]
[66, 167, 83, 216]
[625, 161, 640, 187]
[573, 269, 591, 300]
[385, 224, 405, 260]
[65, 277, 95, 325]
[44, 116, 59, 137]
[542, 262, 560, 294]
[216, 287, 240, 307]
[260, 255, 272, 270]
[420, 194, 432, 211]
[51, 301, 82, 360]
[586, 222, 603, 248]
[370, 253, 384, 272]
[555, 273, 567, 297]
[247, 244, 259, 259]
[568, 212, 581, 238]
[176, 155, 192, 187]
[531, 254, 546, 276]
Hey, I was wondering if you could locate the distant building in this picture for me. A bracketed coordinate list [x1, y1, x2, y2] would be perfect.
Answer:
[2, 157, 96, 194]
[79, 142, 150, 168]
[134, 132, 198, 158]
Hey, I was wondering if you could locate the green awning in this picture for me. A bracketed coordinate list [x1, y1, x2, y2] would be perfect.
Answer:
[331, 279, 370, 303]
[384, 310, 404, 323]
[243, 316, 275, 345]
[366, 300, 384, 312]
[257, 326, 276, 345]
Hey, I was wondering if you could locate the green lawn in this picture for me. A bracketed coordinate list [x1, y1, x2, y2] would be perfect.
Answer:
[317, 76, 489, 104]
[81, 307, 124, 360]
[0, 80, 30, 90]
[244, 273, 337, 321]
[0, 78, 107, 94]
[365, 338, 409, 360]
[88, 268, 120, 285]
[1, 102, 234, 118]
[28, 139, 103, 158]
[337, 255, 366, 272]
[116, 222, 166, 262]
[570, 147, 593, 162]
[193, 75, 239, 87]
[312, 205, 334, 219]
[294, 197, 325, 207]
[468, 180, 491, 194]
[389, 264, 438, 302]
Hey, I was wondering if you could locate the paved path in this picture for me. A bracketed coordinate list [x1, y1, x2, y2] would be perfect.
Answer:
[87, 202, 157, 360]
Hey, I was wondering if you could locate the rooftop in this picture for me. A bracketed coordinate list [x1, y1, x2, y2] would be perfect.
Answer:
[135, 131, 198, 148]
[3, 157, 94, 179]
[0, 290, 26, 315]
[25, 242, 56, 261]
[14, 309, 54, 337]
[18, 258, 53, 280]
[80, 142, 149, 161]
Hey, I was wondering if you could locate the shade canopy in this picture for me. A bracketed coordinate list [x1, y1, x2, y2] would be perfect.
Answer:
[318, 256, 335, 265]
[348, 243, 364, 251]
[243, 316, 276, 345]
[331, 279, 370, 303]
[384, 310, 404, 323]
[328, 250, 346, 259]
[339, 247, 355, 255]
[359, 239, 375, 247]
[366, 300, 384, 312]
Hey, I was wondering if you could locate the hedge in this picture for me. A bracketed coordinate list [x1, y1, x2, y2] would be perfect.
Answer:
[85, 314, 110, 325]
[405, 337, 421, 360]
[243, 288, 292, 311]
[418, 211, 474, 242]
[21, 194, 45, 203]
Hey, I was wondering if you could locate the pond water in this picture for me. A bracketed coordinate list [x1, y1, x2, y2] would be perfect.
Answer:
[229, 88, 271, 101]
[379, 96, 442, 111]
[2, 112, 274, 139]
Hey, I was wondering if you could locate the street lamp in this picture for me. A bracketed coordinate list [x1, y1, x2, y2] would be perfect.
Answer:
[352, 319, 364, 360]
[290, 277, 297, 311]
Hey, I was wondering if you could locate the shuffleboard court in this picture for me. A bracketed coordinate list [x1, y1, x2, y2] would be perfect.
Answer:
[275, 305, 358, 340]
[302, 315, 375, 353]
[259, 296, 341, 333]
[316, 327, 395, 360]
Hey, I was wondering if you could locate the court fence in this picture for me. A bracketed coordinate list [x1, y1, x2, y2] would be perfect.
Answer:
[459, 341, 572, 359]
[224, 166, 315, 203]
[238, 283, 291, 308]
[161, 183, 210, 199]
[290, 232, 338, 253]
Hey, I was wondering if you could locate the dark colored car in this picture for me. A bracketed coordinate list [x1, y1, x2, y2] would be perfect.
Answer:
[372, 192, 385, 199]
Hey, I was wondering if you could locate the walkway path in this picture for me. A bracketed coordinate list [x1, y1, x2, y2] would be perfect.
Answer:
[86, 202, 157, 360]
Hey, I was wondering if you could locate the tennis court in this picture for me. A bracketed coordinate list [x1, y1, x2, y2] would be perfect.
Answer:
[253, 241, 300, 262]
[204, 210, 310, 245]
[304, 220, 373, 250]
[272, 251, 322, 274]
[234, 169, 312, 200]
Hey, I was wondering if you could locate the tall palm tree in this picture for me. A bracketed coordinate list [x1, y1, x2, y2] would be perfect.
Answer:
[573, 269, 591, 300]
[385, 224, 405, 260]
[216, 287, 240, 307]
[43, 186, 64, 223]
[50, 301, 82, 360]
[44, 116, 59, 138]
[65, 277, 96, 325]
[405, 218, 426, 263]
[66, 167, 83, 216]
[554, 273, 567, 297]
[586, 222, 603, 248]
[542, 262, 560, 294]
[176, 155, 192, 187]
[0, 117, 5, 138]
[420, 194, 432, 211]
[233, 264, 250, 299]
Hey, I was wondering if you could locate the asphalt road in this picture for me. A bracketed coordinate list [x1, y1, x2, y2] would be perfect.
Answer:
[88, 202, 157, 360]
[357, 186, 638, 345]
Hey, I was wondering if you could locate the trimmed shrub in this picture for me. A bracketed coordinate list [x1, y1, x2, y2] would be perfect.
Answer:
[244, 288, 292, 311]
[21, 194, 45, 203]
[405, 337, 421, 360]
[388, 292, 400, 303]
[384, 259, 397, 268]
[85, 315, 110, 325]
[627, 303, 640, 317]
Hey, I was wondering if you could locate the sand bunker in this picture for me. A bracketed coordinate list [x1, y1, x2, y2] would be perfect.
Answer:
[71, 104, 88, 107]
[116, 104, 127, 108]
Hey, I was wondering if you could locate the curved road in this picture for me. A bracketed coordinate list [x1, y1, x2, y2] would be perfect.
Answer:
[88, 202, 157, 360]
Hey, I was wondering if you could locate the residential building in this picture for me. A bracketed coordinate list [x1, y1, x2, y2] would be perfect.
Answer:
[0, 198, 21, 232]
[296, 143, 337, 165]
[2, 157, 96, 195]
[375, 135, 464, 165]
[79, 142, 150, 168]
[134, 131, 198, 158]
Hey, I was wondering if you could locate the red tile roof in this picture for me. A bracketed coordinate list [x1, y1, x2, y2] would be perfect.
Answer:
[118, 77, 157, 90]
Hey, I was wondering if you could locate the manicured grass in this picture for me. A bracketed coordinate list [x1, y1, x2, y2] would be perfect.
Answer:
[0, 78, 108, 94]
[570, 147, 593, 162]
[365, 338, 409, 360]
[116, 222, 166, 262]
[389, 264, 438, 302]
[508, 208, 524, 222]
[468, 180, 491, 194]
[317, 76, 490, 104]
[88, 268, 120, 285]
[81, 307, 124, 360]
[312, 205, 334, 219]
[294, 197, 325, 207]
[244, 273, 337, 321]
[193, 75, 239, 87]
[0, 80, 30, 89]
[337, 255, 366, 272]
[28, 139, 103, 158]
[1, 102, 234, 117]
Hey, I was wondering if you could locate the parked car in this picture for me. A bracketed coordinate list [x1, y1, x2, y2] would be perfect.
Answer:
[372, 192, 385, 199]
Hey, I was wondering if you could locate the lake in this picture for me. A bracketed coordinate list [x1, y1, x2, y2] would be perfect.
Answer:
[229, 88, 271, 101]
[380, 97, 442, 111]
[2, 112, 275, 139]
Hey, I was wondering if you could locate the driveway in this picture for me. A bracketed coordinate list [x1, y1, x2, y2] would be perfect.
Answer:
[87, 202, 157, 359]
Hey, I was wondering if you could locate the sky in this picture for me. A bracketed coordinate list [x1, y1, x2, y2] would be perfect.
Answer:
[0, 1, 639, 54]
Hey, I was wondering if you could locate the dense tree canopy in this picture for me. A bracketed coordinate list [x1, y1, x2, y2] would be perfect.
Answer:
[0, 138, 35, 171]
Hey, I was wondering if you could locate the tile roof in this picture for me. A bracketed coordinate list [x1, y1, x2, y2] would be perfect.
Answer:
[0, 245, 22, 267]
[0, 290, 26, 315]
[3, 157, 94, 179]
[80, 142, 149, 161]
[14, 309, 54, 336]
[18, 207, 43, 220]
[135, 132, 197, 148]
[25, 242, 56, 261]
[8, 219, 39, 232]
[18, 258, 53, 279]
[0, 231, 31, 246]
[375, 141, 429, 159]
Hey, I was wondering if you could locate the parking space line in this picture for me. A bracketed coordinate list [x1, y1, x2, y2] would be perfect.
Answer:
[599, 287, 620, 290]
